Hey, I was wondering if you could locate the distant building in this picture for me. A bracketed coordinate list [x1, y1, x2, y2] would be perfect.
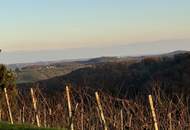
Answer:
[46, 66, 56, 69]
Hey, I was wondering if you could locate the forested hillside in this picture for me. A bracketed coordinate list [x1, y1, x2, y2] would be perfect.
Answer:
[18, 52, 190, 98]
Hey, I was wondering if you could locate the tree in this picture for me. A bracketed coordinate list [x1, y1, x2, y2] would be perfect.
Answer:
[0, 65, 16, 91]
[15, 67, 21, 73]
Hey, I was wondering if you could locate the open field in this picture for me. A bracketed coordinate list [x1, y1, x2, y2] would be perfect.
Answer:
[15, 64, 90, 83]
[0, 122, 63, 130]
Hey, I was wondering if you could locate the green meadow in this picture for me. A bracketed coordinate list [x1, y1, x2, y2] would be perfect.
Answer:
[0, 122, 65, 130]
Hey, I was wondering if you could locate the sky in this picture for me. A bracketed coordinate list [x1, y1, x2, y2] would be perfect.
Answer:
[0, 0, 190, 63]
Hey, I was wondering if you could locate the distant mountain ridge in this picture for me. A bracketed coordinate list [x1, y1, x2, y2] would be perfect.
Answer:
[9, 50, 190, 70]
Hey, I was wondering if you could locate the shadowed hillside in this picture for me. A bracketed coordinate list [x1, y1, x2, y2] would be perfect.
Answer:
[18, 52, 190, 98]
[5, 51, 190, 130]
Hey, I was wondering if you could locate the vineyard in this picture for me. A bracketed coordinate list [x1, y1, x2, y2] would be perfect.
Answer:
[0, 85, 190, 130]
[0, 0, 190, 129]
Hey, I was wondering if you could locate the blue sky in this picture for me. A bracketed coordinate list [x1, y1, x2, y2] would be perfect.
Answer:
[0, 0, 190, 63]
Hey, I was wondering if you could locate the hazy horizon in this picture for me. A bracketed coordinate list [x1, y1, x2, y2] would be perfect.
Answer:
[1, 39, 190, 64]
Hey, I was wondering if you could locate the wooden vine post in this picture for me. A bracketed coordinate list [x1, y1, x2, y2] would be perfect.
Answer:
[22, 106, 25, 123]
[80, 100, 84, 130]
[66, 86, 74, 130]
[95, 92, 108, 130]
[168, 113, 172, 130]
[148, 95, 159, 130]
[4, 87, 13, 124]
[48, 108, 52, 127]
[30, 88, 40, 127]
[120, 109, 124, 130]
[43, 105, 47, 128]
[19, 109, 22, 123]
[0, 108, 1, 121]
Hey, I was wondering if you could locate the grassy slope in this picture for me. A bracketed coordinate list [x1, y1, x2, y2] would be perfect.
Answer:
[16, 65, 89, 83]
[0, 122, 65, 130]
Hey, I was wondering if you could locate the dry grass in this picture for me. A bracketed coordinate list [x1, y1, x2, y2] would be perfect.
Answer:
[0, 85, 190, 130]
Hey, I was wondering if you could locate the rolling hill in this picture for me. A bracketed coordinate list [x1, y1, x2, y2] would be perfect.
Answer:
[13, 50, 189, 83]
[18, 51, 190, 98]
